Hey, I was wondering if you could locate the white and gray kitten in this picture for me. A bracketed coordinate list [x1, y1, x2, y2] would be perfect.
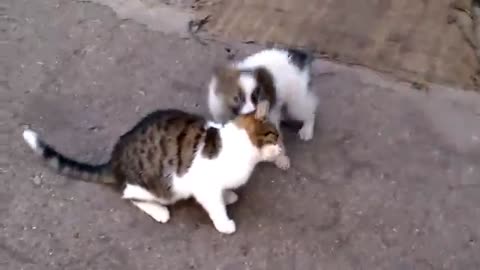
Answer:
[208, 48, 318, 169]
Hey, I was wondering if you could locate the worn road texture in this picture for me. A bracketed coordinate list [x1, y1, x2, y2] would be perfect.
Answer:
[201, 0, 480, 89]
[2, 0, 480, 269]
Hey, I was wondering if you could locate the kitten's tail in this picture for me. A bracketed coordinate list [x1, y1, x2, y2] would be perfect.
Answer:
[22, 129, 116, 184]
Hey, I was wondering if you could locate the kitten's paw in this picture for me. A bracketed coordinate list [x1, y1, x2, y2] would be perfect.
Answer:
[275, 155, 290, 170]
[223, 190, 239, 205]
[298, 125, 313, 141]
[214, 219, 236, 234]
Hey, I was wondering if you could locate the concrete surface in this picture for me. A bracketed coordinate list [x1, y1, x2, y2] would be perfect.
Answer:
[2, 0, 480, 269]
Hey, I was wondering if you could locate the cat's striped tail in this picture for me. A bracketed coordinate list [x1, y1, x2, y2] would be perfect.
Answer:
[22, 129, 116, 184]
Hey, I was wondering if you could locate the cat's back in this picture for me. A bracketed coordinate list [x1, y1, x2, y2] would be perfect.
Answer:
[108, 109, 220, 200]
[118, 109, 205, 142]
[237, 49, 291, 71]
[110, 109, 209, 180]
[236, 49, 308, 96]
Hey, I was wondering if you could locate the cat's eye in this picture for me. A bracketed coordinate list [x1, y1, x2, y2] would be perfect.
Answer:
[232, 96, 241, 104]
[263, 131, 278, 141]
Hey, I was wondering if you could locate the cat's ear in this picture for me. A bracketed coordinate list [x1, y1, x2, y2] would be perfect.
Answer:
[255, 100, 270, 120]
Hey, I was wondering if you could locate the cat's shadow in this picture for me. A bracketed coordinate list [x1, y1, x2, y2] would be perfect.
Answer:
[280, 119, 303, 132]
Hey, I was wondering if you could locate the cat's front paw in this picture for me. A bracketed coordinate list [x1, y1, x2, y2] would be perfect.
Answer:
[274, 155, 290, 170]
[214, 219, 236, 234]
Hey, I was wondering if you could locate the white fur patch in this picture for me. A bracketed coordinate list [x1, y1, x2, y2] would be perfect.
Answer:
[23, 129, 42, 154]
[122, 184, 158, 202]
[132, 201, 170, 223]
[207, 77, 225, 122]
[207, 121, 223, 129]
[240, 102, 255, 114]
[238, 74, 257, 114]
[174, 122, 261, 191]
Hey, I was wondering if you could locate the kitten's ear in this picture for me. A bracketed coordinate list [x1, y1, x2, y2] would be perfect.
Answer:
[255, 100, 270, 120]
[213, 65, 237, 79]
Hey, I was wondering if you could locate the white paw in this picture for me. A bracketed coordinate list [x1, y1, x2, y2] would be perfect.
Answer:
[133, 201, 171, 223]
[214, 219, 236, 234]
[223, 191, 239, 205]
[298, 125, 313, 141]
[275, 155, 290, 170]
[151, 207, 170, 223]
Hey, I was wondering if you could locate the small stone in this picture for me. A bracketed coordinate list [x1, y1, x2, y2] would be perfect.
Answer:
[32, 174, 42, 186]
[88, 125, 100, 132]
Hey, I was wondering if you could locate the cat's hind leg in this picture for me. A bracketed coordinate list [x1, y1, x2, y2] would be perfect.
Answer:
[131, 201, 170, 223]
[122, 183, 171, 223]
[287, 89, 317, 141]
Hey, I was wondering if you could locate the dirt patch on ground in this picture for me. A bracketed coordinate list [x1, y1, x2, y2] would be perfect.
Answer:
[193, 0, 480, 90]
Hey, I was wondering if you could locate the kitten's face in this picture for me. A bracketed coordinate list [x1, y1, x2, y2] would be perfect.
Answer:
[213, 66, 275, 118]
[234, 112, 282, 161]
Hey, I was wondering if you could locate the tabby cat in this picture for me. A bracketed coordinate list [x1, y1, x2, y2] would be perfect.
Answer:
[23, 107, 282, 234]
